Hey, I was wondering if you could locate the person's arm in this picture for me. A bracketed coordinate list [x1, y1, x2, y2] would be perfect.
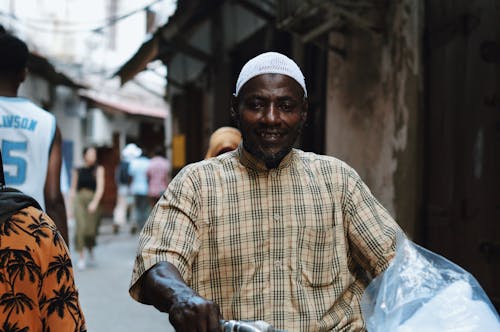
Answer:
[344, 171, 403, 277]
[140, 261, 222, 331]
[88, 165, 104, 213]
[130, 164, 219, 330]
[44, 126, 68, 244]
[68, 168, 78, 216]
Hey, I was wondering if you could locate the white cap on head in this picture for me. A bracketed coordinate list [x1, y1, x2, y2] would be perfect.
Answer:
[234, 52, 307, 97]
[121, 143, 142, 160]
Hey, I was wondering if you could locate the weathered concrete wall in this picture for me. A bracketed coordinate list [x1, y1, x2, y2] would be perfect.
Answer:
[325, 0, 423, 237]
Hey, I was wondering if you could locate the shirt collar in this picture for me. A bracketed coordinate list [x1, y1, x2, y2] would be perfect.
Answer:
[236, 143, 295, 172]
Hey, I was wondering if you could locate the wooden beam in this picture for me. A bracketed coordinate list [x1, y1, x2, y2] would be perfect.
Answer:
[327, 3, 382, 35]
[277, 3, 320, 30]
[234, 0, 275, 21]
[170, 37, 213, 63]
[301, 16, 343, 43]
[166, 77, 186, 90]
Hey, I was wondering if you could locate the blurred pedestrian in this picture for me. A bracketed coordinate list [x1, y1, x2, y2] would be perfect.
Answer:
[146, 146, 171, 207]
[205, 126, 242, 159]
[128, 146, 150, 233]
[0, 150, 86, 331]
[70, 146, 105, 270]
[0, 27, 68, 243]
[112, 143, 141, 234]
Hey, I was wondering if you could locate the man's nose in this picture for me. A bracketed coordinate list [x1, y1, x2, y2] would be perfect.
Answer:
[262, 104, 281, 125]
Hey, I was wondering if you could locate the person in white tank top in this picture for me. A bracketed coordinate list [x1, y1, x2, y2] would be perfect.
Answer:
[0, 28, 68, 244]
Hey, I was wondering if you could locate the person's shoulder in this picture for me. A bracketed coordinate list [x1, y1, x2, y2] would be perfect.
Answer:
[1, 206, 64, 249]
[294, 149, 352, 169]
[294, 149, 362, 180]
[139, 156, 150, 165]
[0, 97, 54, 118]
[0, 96, 33, 106]
[202, 151, 239, 168]
[178, 159, 212, 174]
[22, 98, 55, 117]
[155, 157, 170, 169]
[293, 150, 364, 192]
[176, 153, 237, 177]
[129, 158, 139, 167]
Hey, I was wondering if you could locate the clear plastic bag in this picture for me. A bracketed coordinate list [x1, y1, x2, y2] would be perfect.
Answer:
[361, 235, 500, 331]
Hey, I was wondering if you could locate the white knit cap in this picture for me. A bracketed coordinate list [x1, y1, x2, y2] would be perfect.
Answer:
[121, 143, 142, 160]
[234, 52, 307, 97]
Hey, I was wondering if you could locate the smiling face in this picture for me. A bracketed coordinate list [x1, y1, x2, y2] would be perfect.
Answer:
[233, 74, 308, 168]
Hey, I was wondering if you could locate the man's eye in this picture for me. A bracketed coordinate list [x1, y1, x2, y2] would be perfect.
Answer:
[247, 101, 265, 110]
[279, 103, 295, 112]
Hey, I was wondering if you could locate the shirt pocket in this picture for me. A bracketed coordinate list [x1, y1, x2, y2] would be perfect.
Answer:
[297, 224, 337, 287]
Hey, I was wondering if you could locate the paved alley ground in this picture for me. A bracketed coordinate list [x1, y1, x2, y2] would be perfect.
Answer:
[70, 219, 175, 332]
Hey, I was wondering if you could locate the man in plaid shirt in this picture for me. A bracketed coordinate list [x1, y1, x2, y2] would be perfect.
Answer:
[129, 52, 403, 331]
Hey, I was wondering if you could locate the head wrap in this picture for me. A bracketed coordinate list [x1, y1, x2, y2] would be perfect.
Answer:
[205, 127, 242, 159]
[234, 52, 307, 97]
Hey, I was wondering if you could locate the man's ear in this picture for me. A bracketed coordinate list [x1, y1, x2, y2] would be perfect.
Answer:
[230, 95, 239, 125]
[301, 98, 308, 123]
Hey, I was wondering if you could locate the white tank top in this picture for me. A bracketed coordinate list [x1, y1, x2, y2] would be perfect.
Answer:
[0, 96, 56, 210]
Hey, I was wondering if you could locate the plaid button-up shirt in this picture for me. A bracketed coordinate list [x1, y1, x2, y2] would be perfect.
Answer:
[130, 145, 402, 331]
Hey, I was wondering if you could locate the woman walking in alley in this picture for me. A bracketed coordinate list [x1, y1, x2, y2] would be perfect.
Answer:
[70, 146, 105, 270]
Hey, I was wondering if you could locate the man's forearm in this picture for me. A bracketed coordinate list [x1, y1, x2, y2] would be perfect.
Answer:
[46, 196, 69, 244]
[139, 261, 222, 331]
[44, 126, 68, 244]
[140, 261, 195, 313]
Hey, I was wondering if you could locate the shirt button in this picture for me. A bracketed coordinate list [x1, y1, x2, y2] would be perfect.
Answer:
[274, 260, 282, 270]
[273, 214, 280, 222]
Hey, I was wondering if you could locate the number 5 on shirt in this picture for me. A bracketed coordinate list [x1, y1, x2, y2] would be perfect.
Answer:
[1, 139, 27, 185]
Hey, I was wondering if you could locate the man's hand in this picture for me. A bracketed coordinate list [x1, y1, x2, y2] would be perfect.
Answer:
[139, 261, 223, 332]
[169, 294, 222, 331]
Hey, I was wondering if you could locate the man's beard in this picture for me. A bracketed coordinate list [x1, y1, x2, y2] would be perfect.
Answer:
[244, 142, 291, 169]
[243, 122, 303, 169]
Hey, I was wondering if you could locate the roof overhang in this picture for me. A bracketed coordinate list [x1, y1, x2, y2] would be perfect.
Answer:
[28, 52, 86, 89]
[113, 0, 224, 86]
[113, 35, 160, 86]
[79, 89, 168, 119]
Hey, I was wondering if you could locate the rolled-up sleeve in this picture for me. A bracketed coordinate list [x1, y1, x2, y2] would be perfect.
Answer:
[129, 165, 201, 302]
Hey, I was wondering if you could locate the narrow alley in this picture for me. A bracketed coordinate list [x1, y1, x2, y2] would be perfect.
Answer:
[0, 0, 498, 329]
[71, 220, 175, 332]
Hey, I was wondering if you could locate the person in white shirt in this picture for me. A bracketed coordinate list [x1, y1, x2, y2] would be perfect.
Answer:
[128, 147, 151, 233]
[0, 28, 68, 243]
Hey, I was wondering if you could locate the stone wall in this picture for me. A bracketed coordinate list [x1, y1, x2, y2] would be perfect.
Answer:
[325, 0, 424, 237]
